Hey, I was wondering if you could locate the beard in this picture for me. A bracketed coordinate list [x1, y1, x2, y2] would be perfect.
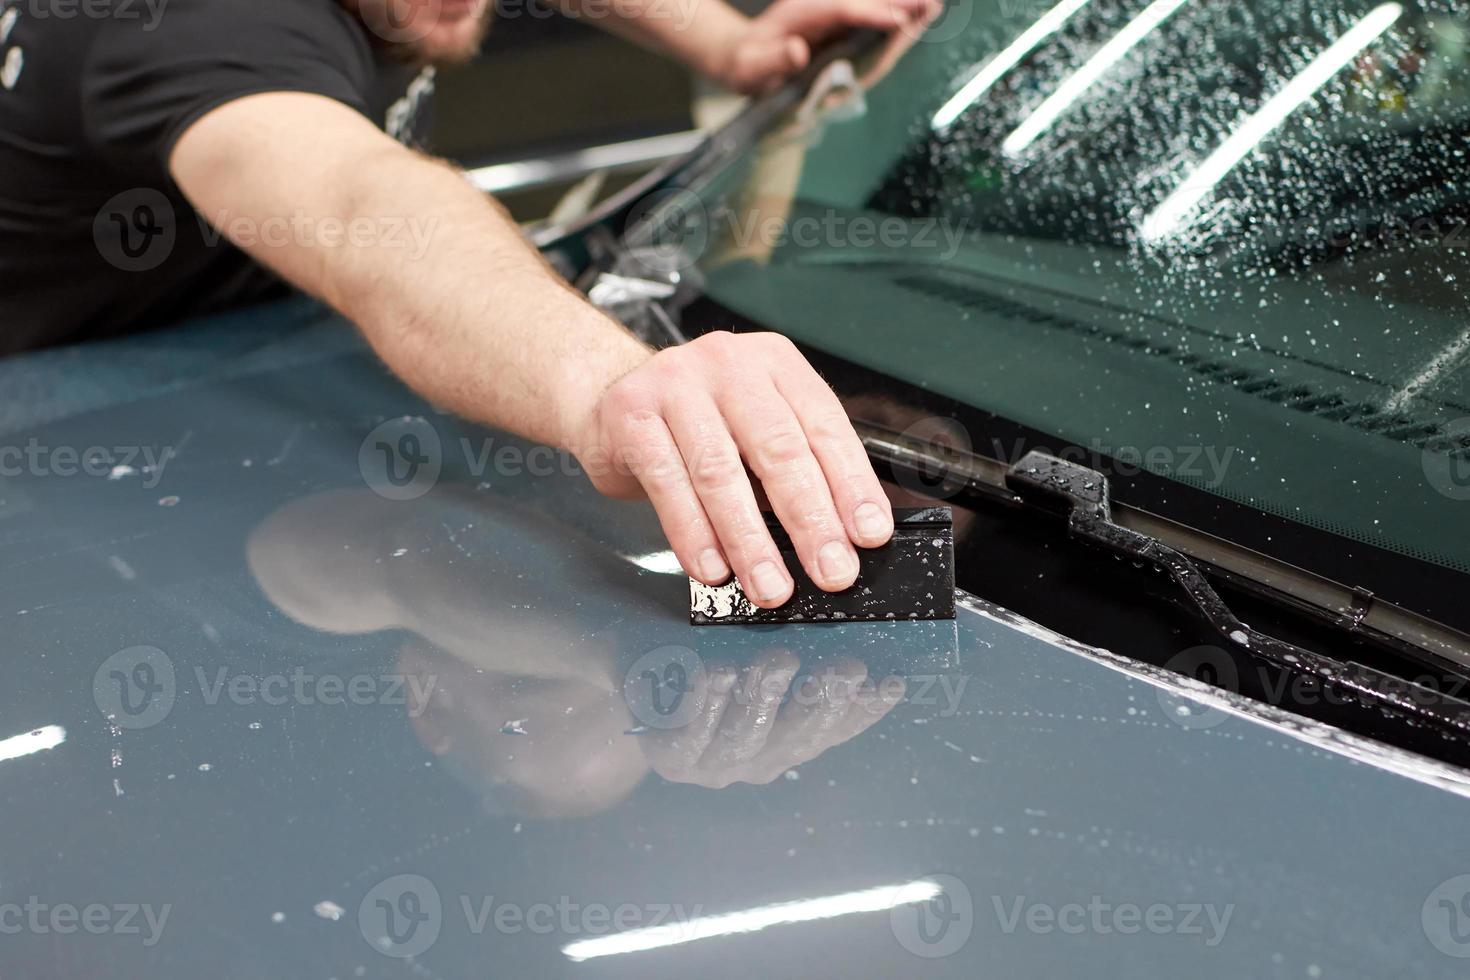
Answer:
[347, 0, 496, 66]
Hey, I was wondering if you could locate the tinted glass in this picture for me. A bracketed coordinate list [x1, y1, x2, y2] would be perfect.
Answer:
[680, 0, 1470, 577]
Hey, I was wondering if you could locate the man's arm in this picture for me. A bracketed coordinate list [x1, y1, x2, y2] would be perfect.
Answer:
[170, 92, 893, 607]
[551, 0, 939, 94]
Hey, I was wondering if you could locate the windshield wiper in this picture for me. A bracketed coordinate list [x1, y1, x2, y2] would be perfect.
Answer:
[857, 420, 1470, 736]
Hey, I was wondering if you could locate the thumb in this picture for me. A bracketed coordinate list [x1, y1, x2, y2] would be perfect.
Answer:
[730, 34, 810, 93]
[784, 36, 810, 75]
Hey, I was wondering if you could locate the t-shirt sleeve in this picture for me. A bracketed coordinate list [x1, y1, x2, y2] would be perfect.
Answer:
[80, 0, 376, 170]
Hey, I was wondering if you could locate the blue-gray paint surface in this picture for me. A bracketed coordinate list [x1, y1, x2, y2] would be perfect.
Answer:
[1, 321, 1468, 978]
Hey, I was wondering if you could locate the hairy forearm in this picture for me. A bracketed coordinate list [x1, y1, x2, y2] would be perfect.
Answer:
[322, 147, 649, 450]
[172, 94, 649, 452]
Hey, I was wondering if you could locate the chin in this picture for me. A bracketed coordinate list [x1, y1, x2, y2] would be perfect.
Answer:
[357, 0, 492, 65]
[415, 18, 489, 64]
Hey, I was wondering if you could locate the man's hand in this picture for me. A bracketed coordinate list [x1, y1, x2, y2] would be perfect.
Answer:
[572, 331, 894, 607]
[712, 0, 942, 95]
[555, 0, 940, 97]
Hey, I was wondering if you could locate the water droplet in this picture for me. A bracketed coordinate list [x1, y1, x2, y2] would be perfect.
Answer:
[314, 901, 345, 922]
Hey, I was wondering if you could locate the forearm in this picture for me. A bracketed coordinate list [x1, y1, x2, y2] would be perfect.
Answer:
[321, 148, 649, 451]
[172, 94, 649, 452]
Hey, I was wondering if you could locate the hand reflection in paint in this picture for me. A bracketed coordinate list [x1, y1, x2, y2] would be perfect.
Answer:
[638, 650, 901, 789]
[246, 484, 902, 814]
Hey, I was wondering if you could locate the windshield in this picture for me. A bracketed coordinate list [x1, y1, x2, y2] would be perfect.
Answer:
[665, 0, 1470, 581]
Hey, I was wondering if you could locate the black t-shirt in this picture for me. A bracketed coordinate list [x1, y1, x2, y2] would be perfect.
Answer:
[0, 0, 433, 354]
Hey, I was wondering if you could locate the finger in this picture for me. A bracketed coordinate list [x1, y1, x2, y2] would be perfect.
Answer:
[615, 408, 730, 585]
[722, 378, 857, 592]
[765, 660, 870, 763]
[701, 652, 799, 769]
[752, 37, 809, 96]
[645, 665, 737, 775]
[662, 390, 795, 607]
[772, 353, 894, 550]
[784, 36, 810, 76]
[773, 0, 933, 38]
[716, 373, 858, 592]
[833, 674, 906, 741]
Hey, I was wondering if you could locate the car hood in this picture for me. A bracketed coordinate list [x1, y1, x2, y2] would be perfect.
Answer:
[2, 310, 1469, 978]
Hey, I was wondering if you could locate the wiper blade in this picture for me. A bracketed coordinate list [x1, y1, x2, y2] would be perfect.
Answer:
[856, 421, 1470, 734]
[1007, 450, 1470, 734]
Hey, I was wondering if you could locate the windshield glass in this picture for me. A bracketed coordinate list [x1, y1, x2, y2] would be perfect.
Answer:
[670, 0, 1470, 579]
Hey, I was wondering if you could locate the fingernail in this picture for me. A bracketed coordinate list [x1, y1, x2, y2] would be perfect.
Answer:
[818, 540, 858, 585]
[749, 560, 789, 603]
[710, 667, 738, 694]
[698, 548, 728, 583]
[759, 667, 797, 704]
[854, 502, 891, 541]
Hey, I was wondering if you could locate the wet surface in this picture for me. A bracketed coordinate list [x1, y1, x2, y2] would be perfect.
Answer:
[2, 329, 1470, 977]
[685, 0, 1470, 589]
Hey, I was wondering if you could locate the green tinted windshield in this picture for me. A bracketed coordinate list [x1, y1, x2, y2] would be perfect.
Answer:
[683, 0, 1470, 576]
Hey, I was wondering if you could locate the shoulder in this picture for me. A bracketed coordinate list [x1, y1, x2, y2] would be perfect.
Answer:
[81, 0, 381, 164]
[88, 0, 376, 83]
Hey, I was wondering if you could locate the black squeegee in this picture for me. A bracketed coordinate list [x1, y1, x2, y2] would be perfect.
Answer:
[690, 507, 955, 625]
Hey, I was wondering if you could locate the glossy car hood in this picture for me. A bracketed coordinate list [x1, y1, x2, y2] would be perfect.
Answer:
[3, 312, 1470, 979]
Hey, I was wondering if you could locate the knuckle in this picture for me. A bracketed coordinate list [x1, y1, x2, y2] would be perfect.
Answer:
[692, 330, 742, 361]
[617, 438, 681, 487]
[670, 515, 716, 546]
[749, 423, 811, 473]
[619, 406, 664, 431]
[603, 378, 654, 418]
[723, 522, 778, 560]
[757, 331, 798, 355]
[636, 454, 683, 488]
[649, 347, 693, 380]
[687, 442, 746, 486]
[804, 409, 856, 448]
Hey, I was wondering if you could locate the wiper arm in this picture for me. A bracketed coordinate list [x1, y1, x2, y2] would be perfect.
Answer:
[856, 421, 1470, 735]
[1007, 451, 1470, 734]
